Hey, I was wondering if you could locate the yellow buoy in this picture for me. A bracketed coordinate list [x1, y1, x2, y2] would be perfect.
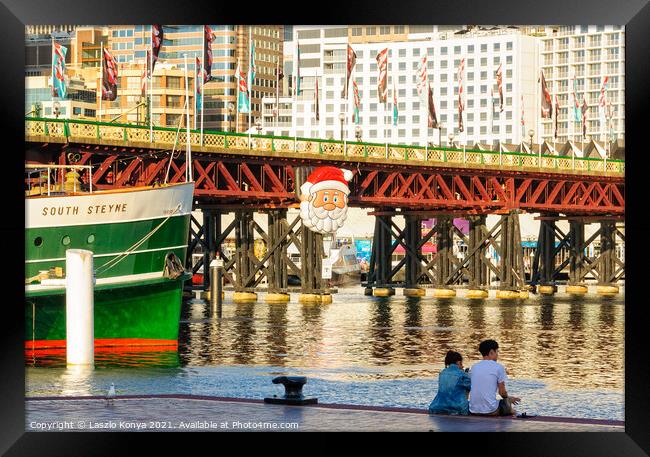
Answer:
[432, 288, 456, 298]
[403, 288, 426, 297]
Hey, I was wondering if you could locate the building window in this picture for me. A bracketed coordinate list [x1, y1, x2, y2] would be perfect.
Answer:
[399, 49, 406, 57]
[454, 46, 461, 54]
[380, 26, 391, 35]
[413, 48, 420, 56]
[351, 27, 362, 36]
[394, 26, 405, 34]
[468, 45, 474, 53]
[481, 44, 487, 52]
[494, 43, 500, 51]
[441, 47, 447, 55]
[366, 27, 376, 35]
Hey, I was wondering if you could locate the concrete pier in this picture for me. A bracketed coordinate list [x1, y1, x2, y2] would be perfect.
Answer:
[25, 395, 624, 433]
[64, 249, 94, 367]
[432, 288, 456, 298]
[233, 292, 257, 303]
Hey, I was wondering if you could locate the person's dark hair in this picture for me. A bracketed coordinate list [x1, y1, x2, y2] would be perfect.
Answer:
[478, 339, 499, 357]
[444, 350, 463, 367]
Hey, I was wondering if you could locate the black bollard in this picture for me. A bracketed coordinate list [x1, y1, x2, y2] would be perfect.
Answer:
[264, 376, 318, 405]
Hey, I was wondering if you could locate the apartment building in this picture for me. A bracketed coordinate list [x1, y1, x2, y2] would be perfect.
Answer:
[106, 25, 283, 132]
[262, 25, 539, 147]
[539, 25, 625, 145]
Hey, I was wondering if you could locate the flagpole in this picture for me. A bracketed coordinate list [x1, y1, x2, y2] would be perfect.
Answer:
[200, 26, 205, 145]
[236, 58, 240, 134]
[99, 42, 103, 123]
[51, 35, 55, 117]
[248, 26, 252, 148]
[149, 25, 153, 142]
[194, 59, 197, 131]
[184, 54, 191, 181]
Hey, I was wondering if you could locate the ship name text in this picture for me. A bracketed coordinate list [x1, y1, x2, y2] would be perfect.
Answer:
[41, 203, 128, 216]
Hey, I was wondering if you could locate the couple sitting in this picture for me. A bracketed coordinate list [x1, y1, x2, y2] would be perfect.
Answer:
[429, 339, 521, 416]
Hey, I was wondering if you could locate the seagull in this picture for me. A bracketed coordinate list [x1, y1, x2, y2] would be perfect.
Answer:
[106, 383, 116, 406]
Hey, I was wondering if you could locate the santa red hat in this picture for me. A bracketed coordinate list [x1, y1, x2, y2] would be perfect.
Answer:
[300, 166, 353, 196]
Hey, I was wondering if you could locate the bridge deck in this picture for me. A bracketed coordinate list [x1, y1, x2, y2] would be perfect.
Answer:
[25, 117, 624, 178]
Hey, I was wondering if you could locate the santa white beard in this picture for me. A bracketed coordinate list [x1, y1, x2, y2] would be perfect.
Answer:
[300, 200, 348, 234]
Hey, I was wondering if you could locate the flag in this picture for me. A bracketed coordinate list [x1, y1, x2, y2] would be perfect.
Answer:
[392, 78, 398, 126]
[236, 60, 250, 113]
[554, 93, 559, 140]
[203, 25, 214, 82]
[296, 42, 301, 96]
[598, 75, 609, 129]
[195, 57, 203, 112]
[580, 96, 588, 139]
[427, 84, 438, 128]
[416, 55, 428, 97]
[353, 79, 360, 125]
[376, 48, 388, 103]
[458, 58, 465, 132]
[496, 63, 503, 112]
[140, 50, 149, 96]
[314, 76, 319, 121]
[342, 44, 357, 98]
[101, 47, 118, 101]
[151, 24, 164, 74]
[572, 72, 582, 122]
[540, 70, 552, 119]
[51, 42, 67, 98]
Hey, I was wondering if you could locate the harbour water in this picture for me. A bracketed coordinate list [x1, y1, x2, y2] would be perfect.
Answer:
[26, 288, 624, 421]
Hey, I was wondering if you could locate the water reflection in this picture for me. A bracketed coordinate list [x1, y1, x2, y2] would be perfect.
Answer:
[27, 290, 625, 392]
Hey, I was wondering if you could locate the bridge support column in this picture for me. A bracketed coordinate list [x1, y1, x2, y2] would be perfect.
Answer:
[567, 220, 588, 295]
[533, 218, 558, 295]
[433, 216, 456, 298]
[466, 215, 489, 299]
[403, 215, 424, 297]
[298, 223, 330, 303]
[497, 211, 527, 299]
[366, 214, 395, 297]
[233, 210, 257, 303]
[266, 209, 290, 303]
[597, 220, 619, 296]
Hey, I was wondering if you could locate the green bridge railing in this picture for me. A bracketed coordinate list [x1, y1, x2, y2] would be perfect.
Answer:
[25, 117, 625, 176]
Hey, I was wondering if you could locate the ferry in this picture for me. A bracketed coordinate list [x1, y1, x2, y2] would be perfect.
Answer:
[25, 164, 194, 352]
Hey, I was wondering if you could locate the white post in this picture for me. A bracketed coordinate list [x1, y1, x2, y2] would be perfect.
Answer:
[65, 249, 94, 366]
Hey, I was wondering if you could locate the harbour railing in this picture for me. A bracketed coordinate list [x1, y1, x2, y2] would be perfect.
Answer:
[25, 117, 625, 176]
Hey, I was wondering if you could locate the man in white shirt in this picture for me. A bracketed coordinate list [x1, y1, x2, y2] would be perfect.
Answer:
[469, 339, 521, 416]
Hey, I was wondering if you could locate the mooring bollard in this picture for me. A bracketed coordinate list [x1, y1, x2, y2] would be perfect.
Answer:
[263, 376, 318, 405]
[210, 257, 224, 317]
[65, 249, 95, 367]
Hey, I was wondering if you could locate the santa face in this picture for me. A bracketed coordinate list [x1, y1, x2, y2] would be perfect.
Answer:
[300, 190, 349, 234]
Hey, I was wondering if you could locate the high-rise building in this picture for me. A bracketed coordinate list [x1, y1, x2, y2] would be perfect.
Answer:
[262, 25, 539, 147]
[106, 25, 283, 132]
[539, 25, 624, 145]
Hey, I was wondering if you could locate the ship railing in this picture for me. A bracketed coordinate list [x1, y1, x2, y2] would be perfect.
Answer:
[25, 117, 625, 177]
[25, 164, 93, 196]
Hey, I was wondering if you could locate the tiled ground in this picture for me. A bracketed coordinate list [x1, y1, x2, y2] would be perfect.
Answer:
[25, 396, 624, 432]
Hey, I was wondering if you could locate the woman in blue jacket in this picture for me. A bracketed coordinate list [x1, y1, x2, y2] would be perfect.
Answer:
[429, 351, 471, 415]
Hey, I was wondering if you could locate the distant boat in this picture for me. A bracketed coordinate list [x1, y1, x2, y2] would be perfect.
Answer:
[25, 164, 194, 352]
[329, 243, 361, 286]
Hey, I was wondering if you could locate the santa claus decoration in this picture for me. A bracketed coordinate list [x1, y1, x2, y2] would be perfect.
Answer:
[299, 166, 353, 234]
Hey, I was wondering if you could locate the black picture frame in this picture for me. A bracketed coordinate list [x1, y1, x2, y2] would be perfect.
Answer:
[1, 0, 648, 454]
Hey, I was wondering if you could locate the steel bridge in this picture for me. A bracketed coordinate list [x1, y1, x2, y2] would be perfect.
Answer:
[25, 117, 625, 301]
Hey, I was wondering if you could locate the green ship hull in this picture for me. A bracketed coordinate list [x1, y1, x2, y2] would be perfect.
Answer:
[25, 181, 194, 350]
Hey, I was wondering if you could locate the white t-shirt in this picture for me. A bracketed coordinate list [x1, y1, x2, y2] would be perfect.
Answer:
[469, 360, 508, 414]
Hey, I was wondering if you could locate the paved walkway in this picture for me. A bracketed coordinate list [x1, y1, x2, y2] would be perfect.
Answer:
[26, 395, 624, 432]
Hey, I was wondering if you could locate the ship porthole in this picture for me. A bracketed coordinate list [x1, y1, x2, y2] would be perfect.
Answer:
[87, 233, 95, 244]
[62, 235, 71, 246]
[34, 237, 43, 247]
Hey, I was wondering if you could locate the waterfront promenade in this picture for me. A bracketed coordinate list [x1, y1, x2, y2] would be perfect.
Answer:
[26, 396, 624, 432]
